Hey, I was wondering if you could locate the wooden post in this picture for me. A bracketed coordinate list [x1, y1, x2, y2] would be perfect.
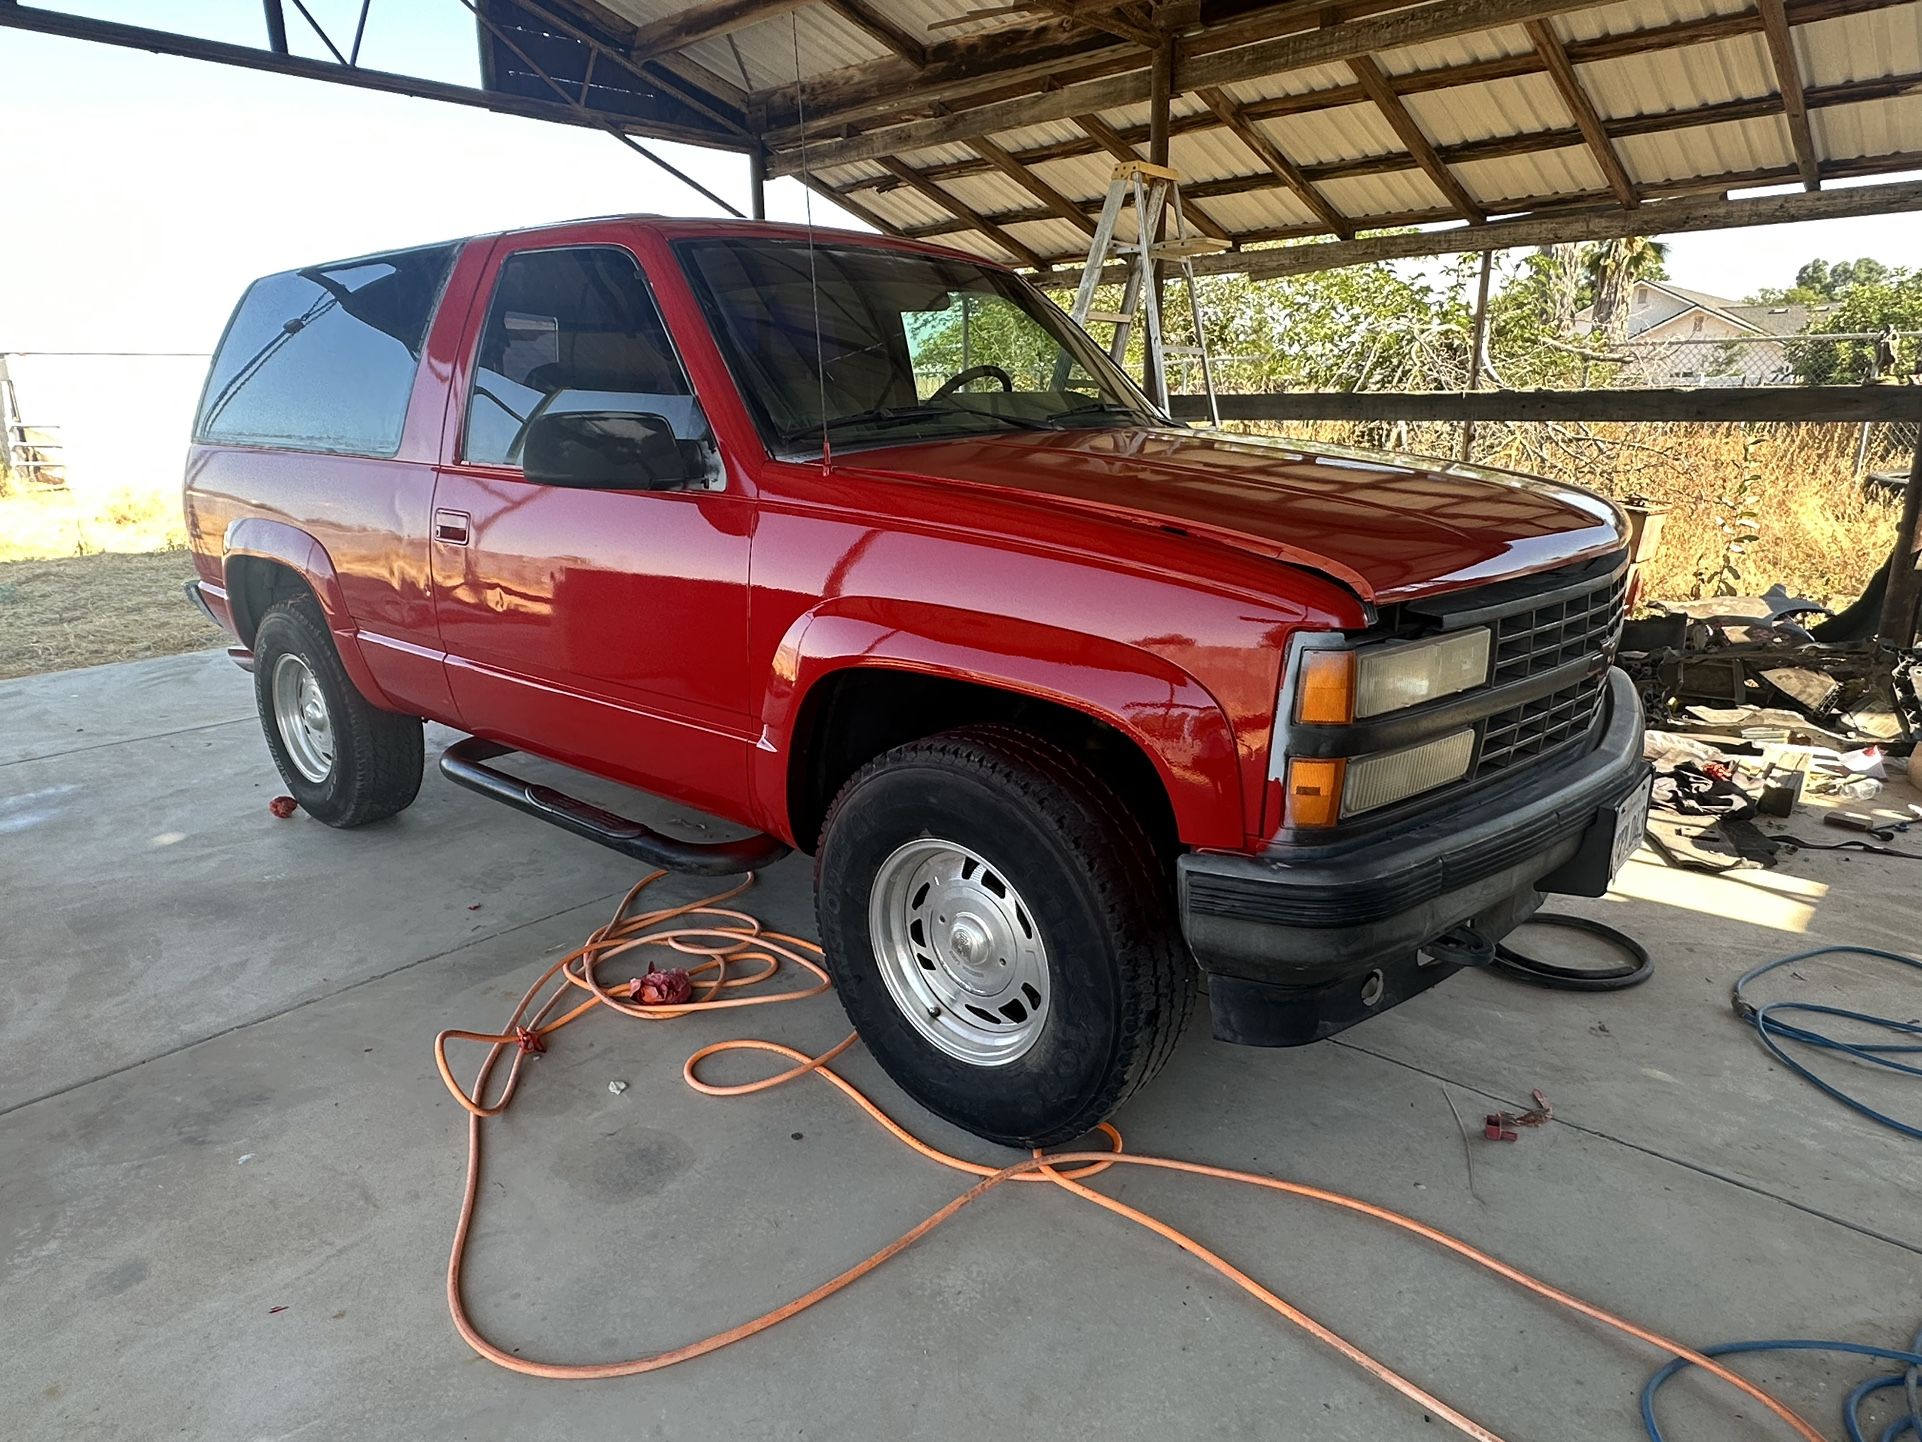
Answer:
[1877, 435, 1922, 646]
[748, 148, 767, 220]
[1146, 41, 1172, 397]
[1460, 249, 1493, 461]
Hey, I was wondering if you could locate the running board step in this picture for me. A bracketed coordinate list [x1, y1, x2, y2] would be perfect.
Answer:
[438, 737, 789, 877]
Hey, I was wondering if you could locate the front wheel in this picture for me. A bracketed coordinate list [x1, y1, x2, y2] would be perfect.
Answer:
[815, 726, 1192, 1147]
[252, 595, 424, 827]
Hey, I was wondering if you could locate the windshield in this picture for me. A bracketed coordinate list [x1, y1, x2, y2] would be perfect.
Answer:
[677, 237, 1163, 454]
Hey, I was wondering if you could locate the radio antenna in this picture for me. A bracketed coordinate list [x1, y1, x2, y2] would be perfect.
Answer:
[790, 12, 832, 472]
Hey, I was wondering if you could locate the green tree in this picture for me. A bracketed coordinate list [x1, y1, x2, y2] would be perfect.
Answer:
[1786, 268, 1922, 382]
[1584, 237, 1670, 343]
[1758, 256, 1894, 304]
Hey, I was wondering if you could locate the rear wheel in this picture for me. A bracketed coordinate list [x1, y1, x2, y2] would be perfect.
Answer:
[252, 595, 423, 827]
[816, 726, 1192, 1147]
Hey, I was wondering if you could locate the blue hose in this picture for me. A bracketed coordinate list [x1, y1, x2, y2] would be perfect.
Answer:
[1640, 1333, 1922, 1442]
[1730, 945, 1922, 1140]
[1640, 947, 1922, 1438]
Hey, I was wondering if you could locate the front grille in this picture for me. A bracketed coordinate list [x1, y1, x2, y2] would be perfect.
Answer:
[1489, 567, 1628, 685]
[1475, 672, 1609, 779]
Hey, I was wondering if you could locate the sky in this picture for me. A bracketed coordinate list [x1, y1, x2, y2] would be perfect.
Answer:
[2, 0, 1921, 359]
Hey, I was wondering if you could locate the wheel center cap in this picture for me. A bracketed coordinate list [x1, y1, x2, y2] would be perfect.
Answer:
[948, 918, 986, 967]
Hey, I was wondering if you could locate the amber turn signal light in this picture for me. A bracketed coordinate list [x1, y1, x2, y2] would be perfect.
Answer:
[1284, 756, 1346, 829]
[1295, 650, 1356, 725]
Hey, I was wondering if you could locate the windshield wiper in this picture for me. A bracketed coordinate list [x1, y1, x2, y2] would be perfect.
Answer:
[1042, 399, 1150, 429]
[785, 404, 1051, 442]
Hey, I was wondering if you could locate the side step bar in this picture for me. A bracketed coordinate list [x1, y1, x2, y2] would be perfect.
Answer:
[438, 737, 790, 877]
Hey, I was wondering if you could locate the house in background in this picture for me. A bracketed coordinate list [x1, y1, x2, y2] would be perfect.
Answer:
[1575, 280, 1840, 386]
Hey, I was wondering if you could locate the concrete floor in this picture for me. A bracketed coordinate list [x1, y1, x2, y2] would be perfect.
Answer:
[4, 648, 1920, 1441]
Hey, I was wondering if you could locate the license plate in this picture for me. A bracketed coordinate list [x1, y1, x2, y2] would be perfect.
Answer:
[1607, 778, 1652, 877]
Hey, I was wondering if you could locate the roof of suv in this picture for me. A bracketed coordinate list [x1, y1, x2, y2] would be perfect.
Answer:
[479, 213, 1003, 270]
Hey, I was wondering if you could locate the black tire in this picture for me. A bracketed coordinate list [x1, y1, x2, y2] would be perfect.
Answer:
[815, 725, 1192, 1148]
[252, 594, 424, 828]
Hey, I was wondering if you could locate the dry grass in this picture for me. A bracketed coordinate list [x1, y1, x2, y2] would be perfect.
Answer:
[0, 549, 224, 681]
[1253, 420, 1905, 607]
[0, 484, 188, 563]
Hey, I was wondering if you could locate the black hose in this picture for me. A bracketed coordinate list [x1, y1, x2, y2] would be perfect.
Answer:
[1490, 914, 1653, 991]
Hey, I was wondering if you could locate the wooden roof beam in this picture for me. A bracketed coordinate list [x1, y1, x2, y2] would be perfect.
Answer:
[1346, 53, 1485, 223]
[874, 156, 1050, 269]
[761, 0, 1906, 145]
[820, 0, 926, 66]
[628, 0, 815, 63]
[1196, 86, 1353, 236]
[1026, 0, 1163, 49]
[1757, 0, 1821, 189]
[1185, 174, 1922, 280]
[1525, 18, 1638, 206]
[769, 0, 1608, 175]
[830, 69, 1919, 235]
[1073, 111, 1237, 242]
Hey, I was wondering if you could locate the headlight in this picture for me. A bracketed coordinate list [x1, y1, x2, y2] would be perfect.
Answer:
[1278, 629, 1493, 829]
[1295, 629, 1490, 723]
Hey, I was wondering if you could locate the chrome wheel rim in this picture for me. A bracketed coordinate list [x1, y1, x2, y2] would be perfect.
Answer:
[271, 653, 335, 784]
[869, 839, 1051, 1067]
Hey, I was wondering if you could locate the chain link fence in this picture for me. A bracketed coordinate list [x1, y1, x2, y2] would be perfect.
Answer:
[1556, 331, 1922, 391]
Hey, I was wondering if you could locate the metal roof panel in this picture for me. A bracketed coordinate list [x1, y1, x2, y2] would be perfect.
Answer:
[1578, 34, 1775, 122]
[1615, 113, 1793, 182]
[1400, 72, 1574, 146]
[1259, 102, 1403, 165]
[1452, 144, 1610, 207]
[1796, 7, 1922, 85]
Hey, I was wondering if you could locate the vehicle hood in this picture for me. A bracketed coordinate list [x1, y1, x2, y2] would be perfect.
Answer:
[836, 427, 1628, 604]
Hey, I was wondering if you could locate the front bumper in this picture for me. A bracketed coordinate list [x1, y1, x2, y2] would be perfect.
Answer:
[1179, 667, 1649, 1046]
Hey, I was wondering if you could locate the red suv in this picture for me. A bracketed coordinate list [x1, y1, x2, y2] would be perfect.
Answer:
[184, 216, 1648, 1146]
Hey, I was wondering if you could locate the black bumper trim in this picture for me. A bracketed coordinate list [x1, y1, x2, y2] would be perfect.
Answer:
[1178, 668, 1647, 989]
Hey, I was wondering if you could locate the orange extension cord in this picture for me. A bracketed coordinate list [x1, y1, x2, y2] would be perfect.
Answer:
[435, 872, 1828, 1442]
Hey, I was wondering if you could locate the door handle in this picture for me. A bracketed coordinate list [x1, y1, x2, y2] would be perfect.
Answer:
[434, 509, 471, 545]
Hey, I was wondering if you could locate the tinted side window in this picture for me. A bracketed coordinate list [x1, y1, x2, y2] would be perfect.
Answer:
[197, 244, 455, 454]
[463, 246, 702, 468]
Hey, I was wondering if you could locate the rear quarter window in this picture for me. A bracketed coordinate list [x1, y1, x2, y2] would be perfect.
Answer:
[195, 243, 457, 455]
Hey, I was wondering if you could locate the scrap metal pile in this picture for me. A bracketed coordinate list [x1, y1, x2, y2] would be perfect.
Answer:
[1621, 556, 1921, 754]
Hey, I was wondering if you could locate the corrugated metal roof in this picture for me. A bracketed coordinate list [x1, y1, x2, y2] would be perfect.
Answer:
[1375, 24, 1535, 77]
[1816, 94, 1922, 161]
[1260, 103, 1403, 165]
[1616, 114, 1792, 182]
[1454, 144, 1609, 208]
[1401, 72, 1573, 146]
[590, 0, 1922, 268]
[1798, 7, 1922, 85]
[1550, 0, 1752, 46]
[1316, 166, 1451, 218]
[1578, 34, 1776, 118]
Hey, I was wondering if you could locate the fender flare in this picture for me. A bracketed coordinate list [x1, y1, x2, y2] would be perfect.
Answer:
[222, 517, 394, 709]
[757, 599, 1245, 848]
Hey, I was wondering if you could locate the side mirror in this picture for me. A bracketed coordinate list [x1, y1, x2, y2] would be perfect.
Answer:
[521, 410, 703, 490]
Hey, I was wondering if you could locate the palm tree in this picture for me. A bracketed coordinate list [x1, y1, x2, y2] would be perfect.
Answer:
[1586, 236, 1670, 344]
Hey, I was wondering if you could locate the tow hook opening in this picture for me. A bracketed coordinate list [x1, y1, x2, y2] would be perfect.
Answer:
[1423, 925, 1496, 969]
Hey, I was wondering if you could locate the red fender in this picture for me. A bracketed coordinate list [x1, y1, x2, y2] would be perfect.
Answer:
[754, 599, 1244, 848]
[222, 517, 395, 710]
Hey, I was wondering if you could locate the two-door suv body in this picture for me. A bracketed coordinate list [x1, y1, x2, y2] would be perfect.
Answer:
[184, 216, 1649, 1145]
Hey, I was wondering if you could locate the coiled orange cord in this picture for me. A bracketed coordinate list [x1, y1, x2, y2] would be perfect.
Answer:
[436, 871, 1827, 1441]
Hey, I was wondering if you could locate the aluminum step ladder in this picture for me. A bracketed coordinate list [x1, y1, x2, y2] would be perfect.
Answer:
[1068, 160, 1229, 424]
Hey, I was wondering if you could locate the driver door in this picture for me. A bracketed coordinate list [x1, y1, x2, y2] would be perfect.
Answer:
[430, 240, 755, 818]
